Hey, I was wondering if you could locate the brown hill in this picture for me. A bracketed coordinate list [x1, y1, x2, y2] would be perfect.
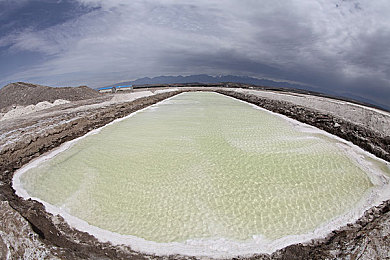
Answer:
[0, 82, 101, 110]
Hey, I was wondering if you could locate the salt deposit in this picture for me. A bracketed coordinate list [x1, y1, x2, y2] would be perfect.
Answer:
[110, 91, 154, 103]
[154, 88, 179, 94]
[3, 88, 390, 259]
[0, 99, 70, 121]
[52, 99, 70, 106]
[109, 89, 179, 104]
[13, 92, 390, 258]
[229, 88, 390, 136]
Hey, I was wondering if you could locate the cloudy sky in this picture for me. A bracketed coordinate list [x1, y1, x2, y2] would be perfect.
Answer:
[0, 0, 389, 107]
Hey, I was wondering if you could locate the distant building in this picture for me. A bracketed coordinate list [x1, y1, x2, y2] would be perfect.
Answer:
[116, 85, 133, 92]
[97, 85, 132, 93]
[97, 87, 116, 93]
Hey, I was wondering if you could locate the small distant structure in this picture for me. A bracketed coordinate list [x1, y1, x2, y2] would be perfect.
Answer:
[97, 86, 116, 93]
[97, 85, 133, 94]
[116, 85, 133, 92]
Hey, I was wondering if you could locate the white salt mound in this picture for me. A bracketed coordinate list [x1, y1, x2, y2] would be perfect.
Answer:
[154, 88, 179, 94]
[1, 99, 70, 121]
[53, 99, 70, 106]
[34, 101, 52, 110]
[110, 91, 154, 103]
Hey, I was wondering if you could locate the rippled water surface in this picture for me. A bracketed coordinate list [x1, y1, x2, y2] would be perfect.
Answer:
[21, 92, 375, 242]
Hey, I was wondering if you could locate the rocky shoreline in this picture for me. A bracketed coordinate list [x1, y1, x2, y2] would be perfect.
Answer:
[1, 88, 390, 259]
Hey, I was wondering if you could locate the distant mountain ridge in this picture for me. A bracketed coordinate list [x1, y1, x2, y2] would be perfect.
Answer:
[104, 74, 313, 90]
[104, 74, 389, 111]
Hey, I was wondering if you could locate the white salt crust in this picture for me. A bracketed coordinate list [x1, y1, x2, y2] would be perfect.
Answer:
[110, 91, 154, 103]
[13, 91, 390, 259]
[1, 99, 70, 121]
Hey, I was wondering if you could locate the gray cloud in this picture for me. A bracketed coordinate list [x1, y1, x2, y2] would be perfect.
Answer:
[0, 0, 389, 107]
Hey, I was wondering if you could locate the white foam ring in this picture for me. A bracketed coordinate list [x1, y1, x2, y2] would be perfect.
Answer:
[13, 91, 390, 258]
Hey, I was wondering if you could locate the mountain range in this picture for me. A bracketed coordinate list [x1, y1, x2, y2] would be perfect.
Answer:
[104, 74, 314, 90]
[103, 74, 389, 111]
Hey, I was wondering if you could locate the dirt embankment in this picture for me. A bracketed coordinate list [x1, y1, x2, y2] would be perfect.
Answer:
[0, 87, 389, 259]
[0, 82, 101, 112]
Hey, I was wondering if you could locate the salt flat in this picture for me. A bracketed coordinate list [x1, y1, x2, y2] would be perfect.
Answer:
[14, 92, 390, 257]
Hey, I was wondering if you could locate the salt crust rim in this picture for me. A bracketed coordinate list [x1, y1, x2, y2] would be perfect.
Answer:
[13, 91, 390, 258]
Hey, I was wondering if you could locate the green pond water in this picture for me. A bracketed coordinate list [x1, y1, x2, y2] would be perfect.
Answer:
[21, 92, 375, 242]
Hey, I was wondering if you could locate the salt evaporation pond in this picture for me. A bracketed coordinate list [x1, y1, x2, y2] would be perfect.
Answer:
[15, 92, 390, 257]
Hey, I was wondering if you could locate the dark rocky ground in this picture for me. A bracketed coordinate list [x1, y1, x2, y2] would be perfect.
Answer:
[0, 86, 389, 259]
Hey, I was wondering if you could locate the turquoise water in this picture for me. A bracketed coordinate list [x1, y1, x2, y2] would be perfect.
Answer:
[20, 92, 375, 243]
